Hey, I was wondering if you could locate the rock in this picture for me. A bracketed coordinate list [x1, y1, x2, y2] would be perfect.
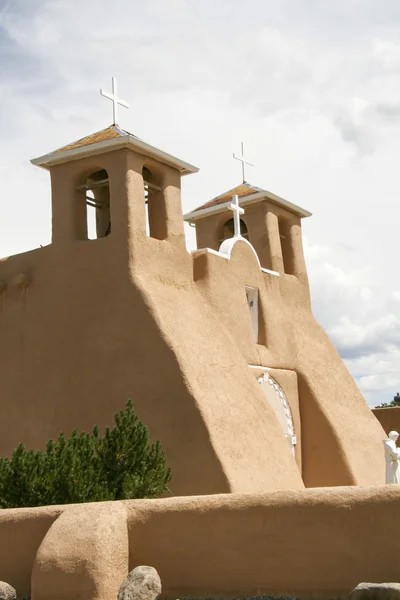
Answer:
[0, 582, 16, 600]
[118, 566, 161, 600]
[350, 582, 400, 600]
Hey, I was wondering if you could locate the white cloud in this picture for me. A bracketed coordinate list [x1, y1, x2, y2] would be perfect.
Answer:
[305, 241, 400, 406]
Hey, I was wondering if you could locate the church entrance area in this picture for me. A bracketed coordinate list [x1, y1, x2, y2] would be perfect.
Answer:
[257, 372, 297, 456]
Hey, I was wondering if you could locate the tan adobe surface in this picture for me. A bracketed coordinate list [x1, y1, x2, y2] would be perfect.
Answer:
[373, 407, 400, 438]
[0, 122, 392, 600]
[0, 128, 387, 497]
[2, 486, 400, 600]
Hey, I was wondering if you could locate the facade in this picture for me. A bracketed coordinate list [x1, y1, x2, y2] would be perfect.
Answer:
[0, 124, 386, 495]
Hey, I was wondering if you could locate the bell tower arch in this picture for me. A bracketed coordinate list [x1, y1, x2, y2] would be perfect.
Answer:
[31, 125, 198, 254]
[184, 182, 311, 281]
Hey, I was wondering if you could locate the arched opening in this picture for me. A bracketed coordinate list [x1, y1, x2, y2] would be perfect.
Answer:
[76, 169, 110, 240]
[143, 166, 165, 240]
[278, 217, 294, 274]
[257, 373, 297, 456]
[219, 218, 249, 243]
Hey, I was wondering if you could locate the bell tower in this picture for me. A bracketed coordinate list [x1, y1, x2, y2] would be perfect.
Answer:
[31, 77, 198, 254]
[31, 125, 198, 253]
[184, 182, 311, 281]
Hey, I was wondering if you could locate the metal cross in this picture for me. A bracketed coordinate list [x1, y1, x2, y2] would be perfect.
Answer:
[233, 142, 254, 183]
[228, 194, 244, 237]
[100, 77, 129, 125]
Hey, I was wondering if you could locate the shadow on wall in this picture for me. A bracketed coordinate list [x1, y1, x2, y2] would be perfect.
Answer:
[297, 373, 354, 487]
[0, 241, 229, 499]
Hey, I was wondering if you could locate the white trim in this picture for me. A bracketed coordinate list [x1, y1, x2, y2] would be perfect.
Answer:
[218, 235, 261, 267]
[261, 267, 280, 277]
[191, 243, 282, 277]
[184, 189, 311, 220]
[191, 247, 229, 260]
[257, 371, 297, 454]
[248, 364, 273, 371]
[31, 134, 199, 176]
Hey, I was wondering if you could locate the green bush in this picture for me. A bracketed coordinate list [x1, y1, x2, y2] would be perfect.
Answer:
[0, 400, 171, 508]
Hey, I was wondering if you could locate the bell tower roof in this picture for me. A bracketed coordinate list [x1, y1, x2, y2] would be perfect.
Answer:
[184, 181, 312, 223]
[31, 124, 199, 176]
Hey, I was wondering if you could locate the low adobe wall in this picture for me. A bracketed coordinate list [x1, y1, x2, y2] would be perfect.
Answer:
[0, 505, 64, 597]
[2, 486, 400, 600]
[126, 487, 400, 599]
[373, 407, 400, 441]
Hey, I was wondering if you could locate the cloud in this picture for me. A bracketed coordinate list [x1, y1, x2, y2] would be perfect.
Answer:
[305, 241, 400, 406]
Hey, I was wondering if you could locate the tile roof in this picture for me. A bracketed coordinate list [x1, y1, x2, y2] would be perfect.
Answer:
[31, 125, 198, 175]
[191, 182, 265, 213]
[184, 181, 312, 220]
[53, 125, 130, 154]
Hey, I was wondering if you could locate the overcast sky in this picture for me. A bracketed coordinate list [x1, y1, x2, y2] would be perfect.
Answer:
[0, 0, 399, 406]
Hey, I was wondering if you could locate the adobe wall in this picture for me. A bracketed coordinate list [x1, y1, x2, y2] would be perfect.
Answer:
[373, 407, 400, 440]
[193, 239, 386, 487]
[127, 486, 400, 599]
[0, 504, 63, 598]
[0, 148, 302, 496]
[0, 143, 387, 493]
[2, 486, 400, 600]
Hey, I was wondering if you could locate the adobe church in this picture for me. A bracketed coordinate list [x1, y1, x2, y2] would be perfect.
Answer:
[0, 89, 387, 495]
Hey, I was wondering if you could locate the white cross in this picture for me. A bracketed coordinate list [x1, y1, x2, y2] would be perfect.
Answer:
[100, 77, 129, 125]
[233, 142, 254, 183]
[228, 194, 244, 237]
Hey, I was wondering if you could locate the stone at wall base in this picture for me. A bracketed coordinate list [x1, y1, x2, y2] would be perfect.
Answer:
[0, 582, 16, 600]
[350, 582, 400, 600]
[118, 566, 162, 600]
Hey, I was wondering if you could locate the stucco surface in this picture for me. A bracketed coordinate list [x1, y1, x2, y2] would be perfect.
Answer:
[32, 502, 128, 600]
[0, 505, 65, 598]
[2, 488, 400, 600]
[193, 205, 386, 487]
[125, 486, 400, 598]
[0, 148, 302, 495]
[0, 142, 387, 495]
[373, 408, 400, 440]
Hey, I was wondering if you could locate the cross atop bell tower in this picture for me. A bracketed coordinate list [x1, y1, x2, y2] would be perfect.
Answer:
[100, 77, 130, 125]
[31, 79, 198, 251]
[233, 142, 254, 183]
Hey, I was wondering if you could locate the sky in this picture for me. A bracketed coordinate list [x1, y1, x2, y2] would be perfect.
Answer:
[0, 0, 399, 406]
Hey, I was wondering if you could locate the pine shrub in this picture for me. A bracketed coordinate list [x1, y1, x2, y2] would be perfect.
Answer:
[0, 400, 171, 508]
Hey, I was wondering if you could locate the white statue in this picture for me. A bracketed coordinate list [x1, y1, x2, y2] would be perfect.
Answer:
[384, 431, 400, 484]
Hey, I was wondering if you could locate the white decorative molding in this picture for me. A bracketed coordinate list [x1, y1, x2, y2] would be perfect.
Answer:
[191, 247, 229, 260]
[218, 236, 261, 268]
[257, 371, 296, 453]
[191, 240, 281, 279]
[248, 364, 272, 372]
[261, 267, 280, 277]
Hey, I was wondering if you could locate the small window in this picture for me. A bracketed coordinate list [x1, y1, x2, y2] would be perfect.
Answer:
[219, 218, 249, 243]
[143, 167, 165, 240]
[278, 218, 294, 274]
[86, 190, 97, 240]
[245, 286, 259, 343]
[77, 169, 110, 240]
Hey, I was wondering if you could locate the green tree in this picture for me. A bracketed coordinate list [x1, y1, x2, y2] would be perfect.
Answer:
[375, 392, 400, 409]
[0, 400, 171, 508]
